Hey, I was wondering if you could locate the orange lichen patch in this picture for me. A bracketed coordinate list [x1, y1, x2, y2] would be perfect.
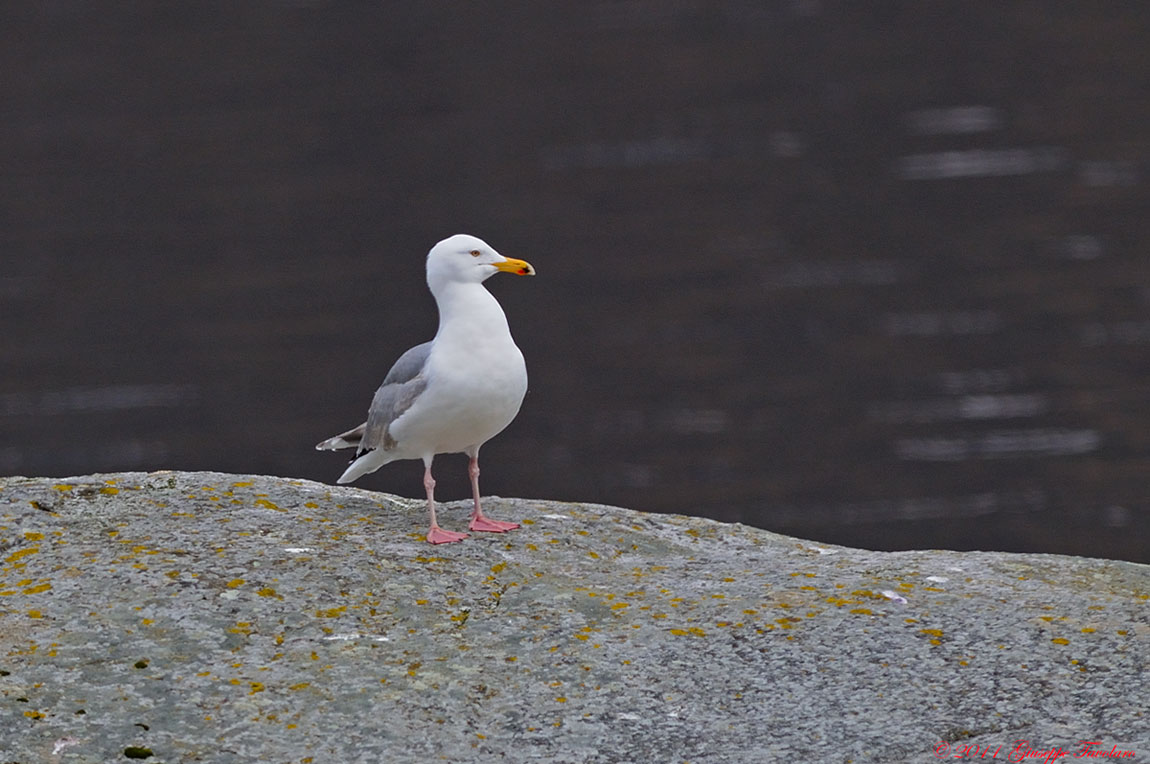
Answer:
[23, 532, 45, 541]
[254, 499, 283, 512]
[226, 579, 245, 589]
[1051, 638, 1070, 645]
[315, 606, 347, 618]
[849, 608, 874, 615]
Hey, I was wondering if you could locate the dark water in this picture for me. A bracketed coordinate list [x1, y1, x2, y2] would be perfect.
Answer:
[3, 3, 1148, 561]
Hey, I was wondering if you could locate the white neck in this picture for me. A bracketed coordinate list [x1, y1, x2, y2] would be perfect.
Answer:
[432, 281, 512, 342]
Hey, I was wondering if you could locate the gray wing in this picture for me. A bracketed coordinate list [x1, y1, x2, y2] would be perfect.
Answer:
[359, 341, 433, 454]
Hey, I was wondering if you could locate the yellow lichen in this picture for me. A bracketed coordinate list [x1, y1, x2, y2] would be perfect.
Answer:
[5, 547, 39, 563]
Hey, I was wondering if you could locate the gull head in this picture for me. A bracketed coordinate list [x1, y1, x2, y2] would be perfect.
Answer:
[426, 234, 535, 291]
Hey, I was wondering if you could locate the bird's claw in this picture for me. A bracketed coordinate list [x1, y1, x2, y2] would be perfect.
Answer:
[468, 516, 520, 533]
[427, 527, 469, 544]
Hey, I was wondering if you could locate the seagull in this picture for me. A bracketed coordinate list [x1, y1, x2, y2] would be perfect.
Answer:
[316, 234, 535, 544]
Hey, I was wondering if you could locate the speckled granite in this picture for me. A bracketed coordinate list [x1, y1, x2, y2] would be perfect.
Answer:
[1, 471, 1147, 763]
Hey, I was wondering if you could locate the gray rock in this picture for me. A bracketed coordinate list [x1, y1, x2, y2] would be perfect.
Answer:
[1, 471, 1147, 763]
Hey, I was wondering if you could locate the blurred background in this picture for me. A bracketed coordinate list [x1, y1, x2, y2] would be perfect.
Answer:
[3, 2, 1148, 562]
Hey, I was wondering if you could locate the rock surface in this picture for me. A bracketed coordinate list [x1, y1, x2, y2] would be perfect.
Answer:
[0, 471, 1147, 763]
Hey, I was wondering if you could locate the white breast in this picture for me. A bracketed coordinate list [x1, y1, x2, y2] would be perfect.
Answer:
[387, 282, 528, 457]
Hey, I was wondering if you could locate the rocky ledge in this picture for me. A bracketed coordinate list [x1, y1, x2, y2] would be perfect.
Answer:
[0, 471, 1147, 763]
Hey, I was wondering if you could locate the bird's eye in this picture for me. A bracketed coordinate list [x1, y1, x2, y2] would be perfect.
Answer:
[469, 249, 482, 257]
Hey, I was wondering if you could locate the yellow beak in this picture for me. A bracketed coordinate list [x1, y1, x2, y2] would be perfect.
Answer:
[494, 257, 536, 276]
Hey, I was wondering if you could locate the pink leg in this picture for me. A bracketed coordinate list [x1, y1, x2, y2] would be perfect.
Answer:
[467, 456, 519, 533]
[423, 462, 467, 544]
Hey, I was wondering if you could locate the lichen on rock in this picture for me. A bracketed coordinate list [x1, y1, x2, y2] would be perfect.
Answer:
[0, 471, 1147, 761]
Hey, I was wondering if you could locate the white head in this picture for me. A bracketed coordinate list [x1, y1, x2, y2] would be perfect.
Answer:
[425, 234, 535, 294]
